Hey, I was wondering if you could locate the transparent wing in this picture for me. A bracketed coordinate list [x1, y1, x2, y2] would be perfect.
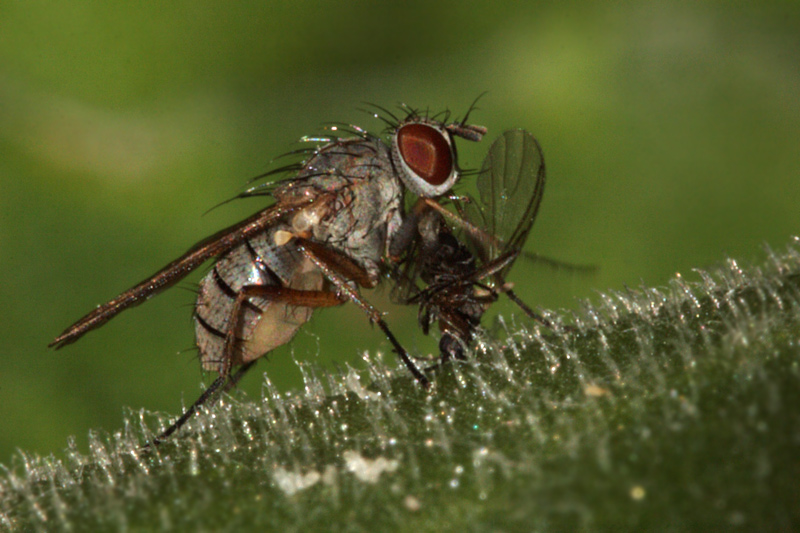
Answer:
[463, 129, 545, 277]
[50, 198, 314, 349]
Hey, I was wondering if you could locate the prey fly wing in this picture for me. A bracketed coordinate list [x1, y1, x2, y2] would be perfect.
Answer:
[461, 129, 546, 280]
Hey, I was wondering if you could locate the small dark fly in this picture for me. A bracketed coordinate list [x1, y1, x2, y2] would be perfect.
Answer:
[392, 205, 514, 362]
[393, 129, 565, 364]
[50, 103, 488, 444]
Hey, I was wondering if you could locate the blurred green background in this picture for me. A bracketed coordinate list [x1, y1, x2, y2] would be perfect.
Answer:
[1, 2, 798, 465]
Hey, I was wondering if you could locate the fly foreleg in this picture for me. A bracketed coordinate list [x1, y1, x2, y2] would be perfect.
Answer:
[295, 238, 431, 389]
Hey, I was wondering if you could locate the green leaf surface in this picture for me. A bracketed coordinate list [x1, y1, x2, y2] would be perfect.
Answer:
[3, 240, 799, 531]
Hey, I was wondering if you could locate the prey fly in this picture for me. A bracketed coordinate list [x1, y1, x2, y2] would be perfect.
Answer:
[393, 129, 578, 365]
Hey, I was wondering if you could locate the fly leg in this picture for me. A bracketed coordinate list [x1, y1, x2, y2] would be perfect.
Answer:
[149, 285, 343, 447]
[217, 284, 342, 378]
[504, 289, 561, 330]
[148, 360, 256, 447]
[295, 238, 431, 389]
[418, 198, 574, 331]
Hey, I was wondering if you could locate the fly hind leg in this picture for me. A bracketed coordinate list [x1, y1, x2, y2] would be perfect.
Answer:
[149, 284, 343, 447]
[148, 360, 256, 447]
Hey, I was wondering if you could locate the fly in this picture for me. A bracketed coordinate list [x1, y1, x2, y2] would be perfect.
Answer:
[393, 129, 570, 363]
[50, 102, 488, 444]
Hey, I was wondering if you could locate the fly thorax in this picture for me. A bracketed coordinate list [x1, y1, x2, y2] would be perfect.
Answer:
[311, 185, 385, 271]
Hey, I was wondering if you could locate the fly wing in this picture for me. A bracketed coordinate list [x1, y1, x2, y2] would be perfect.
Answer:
[50, 198, 315, 349]
[463, 129, 545, 278]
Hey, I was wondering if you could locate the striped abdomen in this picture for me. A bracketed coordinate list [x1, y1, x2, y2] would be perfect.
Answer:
[194, 225, 323, 374]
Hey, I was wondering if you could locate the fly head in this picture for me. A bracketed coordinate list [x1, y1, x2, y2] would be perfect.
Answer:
[390, 115, 487, 198]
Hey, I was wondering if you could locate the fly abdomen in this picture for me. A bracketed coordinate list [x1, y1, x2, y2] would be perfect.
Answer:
[195, 226, 323, 374]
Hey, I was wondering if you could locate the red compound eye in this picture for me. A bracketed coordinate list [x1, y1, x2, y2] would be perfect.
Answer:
[396, 123, 453, 186]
